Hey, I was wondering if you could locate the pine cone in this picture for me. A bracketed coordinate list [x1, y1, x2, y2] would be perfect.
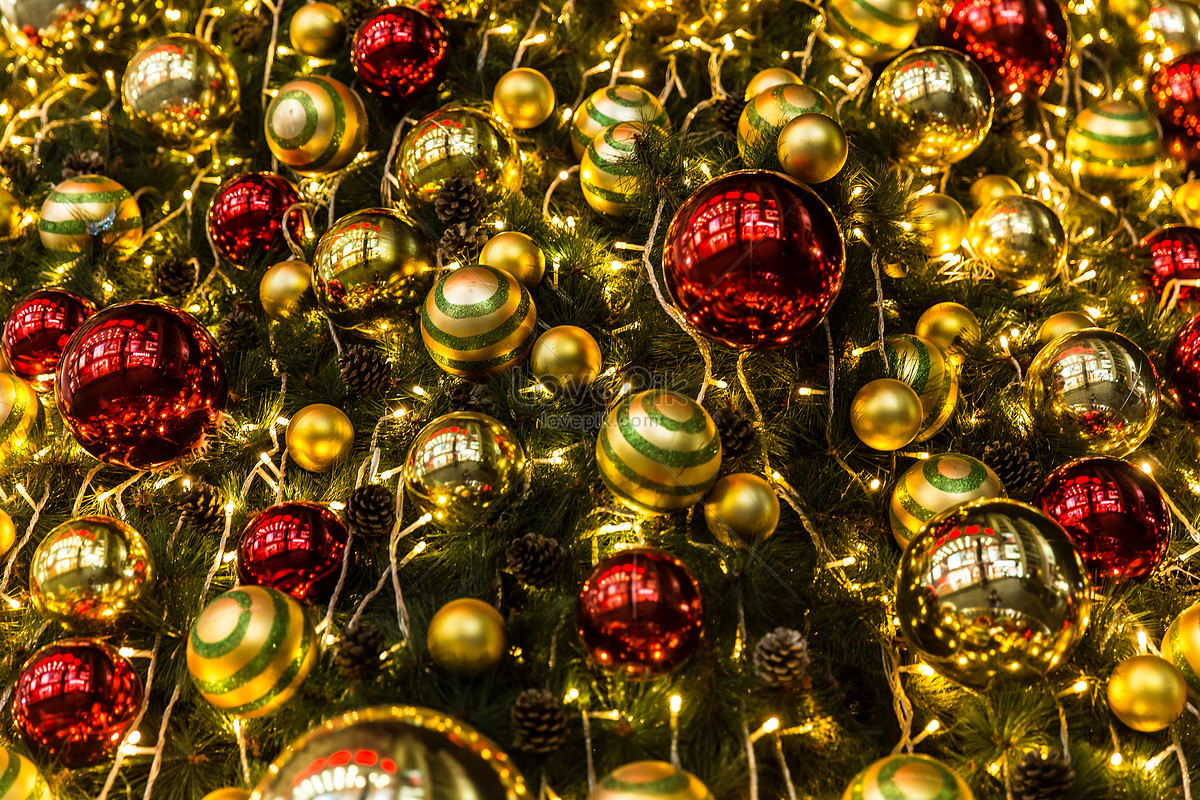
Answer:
[218, 306, 261, 352]
[438, 222, 489, 261]
[1013, 751, 1075, 800]
[178, 481, 223, 530]
[344, 0, 379, 32]
[0, 148, 31, 187]
[333, 621, 387, 679]
[714, 95, 745, 138]
[753, 627, 810, 687]
[230, 12, 270, 52]
[339, 344, 391, 395]
[511, 688, 569, 754]
[155, 255, 197, 296]
[447, 380, 498, 417]
[713, 405, 755, 461]
[505, 533, 567, 588]
[981, 440, 1040, 493]
[61, 149, 105, 179]
[345, 484, 396, 540]
[434, 176, 488, 225]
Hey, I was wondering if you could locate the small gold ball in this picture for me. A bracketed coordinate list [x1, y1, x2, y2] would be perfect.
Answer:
[969, 174, 1022, 209]
[1038, 312, 1094, 344]
[288, 2, 346, 58]
[915, 302, 980, 368]
[1175, 179, 1200, 225]
[744, 67, 802, 100]
[201, 790, 251, 800]
[531, 325, 602, 391]
[850, 378, 923, 451]
[479, 231, 545, 288]
[910, 193, 968, 257]
[493, 68, 556, 129]
[427, 598, 507, 676]
[704, 473, 780, 547]
[776, 113, 848, 184]
[0, 186, 23, 240]
[1107, 655, 1187, 732]
[260, 260, 313, 320]
[286, 403, 354, 473]
[0, 508, 14, 556]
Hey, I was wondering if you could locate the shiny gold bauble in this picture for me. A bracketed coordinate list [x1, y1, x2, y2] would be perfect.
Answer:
[825, 0, 919, 61]
[479, 231, 545, 288]
[427, 598, 507, 676]
[0, 0, 144, 70]
[703, 473, 780, 547]
[201, 790, 251, 800]
[915, 302, 980, 369]
[1175, 179, 1200, 224]
[0, 745, 50, 800]
[1107, 655, 1188, 732]
[0, 186, 24, 240]
[737, 83, 834, 164]
[259, 260, 313, 321]
[288, 2, 346, 58]
[286, 403, 355, 473]
[1066, 99, 1162, 185]
[1163, 601, 1200, 696]
[0, 509, 15, 556]
[970, 174, 1022, 209]
[842, 754, 974, 800]
[1140, 0, 1200, 62]
[531, 325, 603, 391]
[421, 265, 537, 377]
[493, 68, 556, 129]
[883, 334, 959, 441]
[889, 454, 1004, 548]
[1038, 311, 1094, 344]
[39, 175, 141, 257]
[582, 122, 652, 216]
[265, 76, 367, 175]
[744, 67, 801, 100]
[967, 195, 1067, 289]
[572, 85, 670, 159]
[910, 193, 968, 257]
[777, 113, 848, 184]
[850, 378, 923, 451]
[591, 761, 713, 800]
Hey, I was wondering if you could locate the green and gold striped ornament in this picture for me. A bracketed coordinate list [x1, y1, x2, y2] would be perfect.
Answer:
[591, 761, 713, 800]
[582, 122, 656, 216]
[420, 264, 537, 378]
[571, 85, 670, 159]
[737, 83, 834, 164]
[0, 745, 50, 800]
[596, 389, 722, 515]
[0, 372, 41, 463]
[889, 453, 1005, 548]
[1066, 100, 1161, 185]
[842, 754, 975, 800]
[187, 585, 317, 719]
[884, 334, 959, 442]
[1162, 601, 1200, 697]
[38, 175, 142, 257]
[825, 0, 919, 61]
[264, 76, 367, 175]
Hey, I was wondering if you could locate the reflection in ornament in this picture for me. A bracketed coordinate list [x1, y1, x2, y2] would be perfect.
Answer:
[1141, 225, 1200, 310]
[2, 288, 96, 392]
[237, 501, 349, 604]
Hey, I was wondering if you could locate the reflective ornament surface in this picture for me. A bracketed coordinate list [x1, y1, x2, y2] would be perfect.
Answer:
[940, 0, 1068, 100]
[14, 638, 142, 767]
[1066, 100, 1161, 185]
[737, 83, 833, 164]
[1024, 329, 1159, 457]
[576, 548, 704, 679]
[39, 175, 141, 257]
[421, 264, 537, 377]
[351, 6, 448, 99]
[591, 761, 713, 800]
[826, 0, 918, 61]
[206, 173, 305, 268]
[0, 186, 24, 240]
[582, 122, 651, 216]
[889, 453, 1004, 549]
[0, 0, 142, 69]
[265, 76, 367, 175]
[122, 35, 240, 151]
[0, 508, 15, 555]
[970, 174, 1022, 208]
[744, 67, 801, 99]
[1038, 311, 1094, 344]
[1141, 225, 1200, 308]
[841, 754, 974, 800]
[884, 334, 959, 441]
[288, 2, 346, 57]
[531, 325, 602, 391]
[1166, 311, 1200, 418]
[1107, 655, 1187, 732]
[252, 705, 527, 800]
[910, 193, 968, 257]
[202, 790, 250, 800]
[427, 598, 507, 675]
[896, 498, 1091, 686]
[2, 288, 95, 392]
[572, 85, 669, 158]
[479, 231, 545, 287]
[916, 302, 979, 368]
[0, 746, 50, 800]
[285, 403, 354, 473]
[967, 195, 1067, 289]
[0, 372, 42, 461]
[1152, 52, 1200, 171]
[259, 259, 313, 320]
[238, 501, 350, 604]
[56, 302, 228, 470]
[31, 515, 154, 627]
[850, 378, 922, 451]
[1162, 600, 1200, 696]
[1174, 178, 1200, 223]
[1141, 0, 1200, 62]
[703, 473, 780, 547]
[493, 68, 556, 129]
[776, 113, 848, 184]
[403, 411, 527, 531]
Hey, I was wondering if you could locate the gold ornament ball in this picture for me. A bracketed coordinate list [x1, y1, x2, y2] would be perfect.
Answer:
[0, 508, 14, 556]
[777, 113, 848, 184]
[493, 68, 556, 129]
[850, 379, 923, 451]
[286, 403, 355, 473]
[883, 334, 959, 441]
[1175, 179, 1200, 224]
[1163, 601, 1200, 696]
[427, 598, 507, 676]
[1107, 655, 1188, 732]
[915, 302, 980, 369]
[531, 325, 603, 392]
[1038, 311, 1094, 344]
[259, 260, 313, 320]
[825, 0, 919, 62]
[420, 265, 537, 378]
[288, 2, 346, 58]
[910, 193, 968, 257]
[202, 791, 251, 800]
[479, 231, 545, 288]
[591, 761, 713, 800]
[703, 473, 780, 548]
[889, 454, 1004, 549]
[0, 186, 23, 240]
[967, 195, 1067, 289]
[970, 174, 1022, 209]
[1065, 99, 1162, 185]
[744, 67, 801, 99]
[842, 754, 974, 800]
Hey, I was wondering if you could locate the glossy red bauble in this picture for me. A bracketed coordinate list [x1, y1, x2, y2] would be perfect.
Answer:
[1141, 226, 1200, 308]
[56, 301, 228, 470]
[237, 501, 350, 604]
[206, 172, 305, 267]
[662, 170, 845, 350]
[1152, 53, 1200, 172]
[2, 289, 95, 392]
[1166, 312, 1200, 418]
[351, 6, 448, 100]
[940, 0, 1068, 100]
[13, 638, 143, 767]
[1035, 457, 1171, 584]
[414, 0, 447, 20]
[576, 548, 704, 679]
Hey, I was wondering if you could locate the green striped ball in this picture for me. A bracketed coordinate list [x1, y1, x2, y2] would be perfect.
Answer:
[420, 265, 537, 377]
[571, 85, 669, 159]
[737, 83, 834, 164]
[0, 746, 50, 800]
[265, 76, 367, 175]
[843, 754, 974, 800]
[187, 586, 316, 719]
[582, 122, 654, 216]
[0, 372, 41, 462]
[826, 0, 919, 62]
[884, 334, 959, 442]
[889, 453, 1004, 548]
[38, 176, 142, 257]
[593, 761, 713, 800]
[596, 390, 722, 515]
[1066, 99, 1161, 184]
[1163, 601, 1200, 697]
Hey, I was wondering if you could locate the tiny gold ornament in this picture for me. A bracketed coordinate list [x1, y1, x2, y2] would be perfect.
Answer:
[591, 761, 713, 800]
[0, 508, 15, 555]
[0, 186, 24, 240]
[39, 175, 141, 257]
[1174, 179, 1200, 224]
[427, 598, 507, 676]
[777, 113, 848, 184]
[888, 454, 1004, 548]
[703, 473, 780, 547]
[825, 0, 919, 61]
[531, 325, 602, 391]
[1065, 99, 1162, 185]
[201, 790, 251, 800]
[744, 67, 801, 99]
[479, 231, 545, 287]
[572, 85, 670, 158]
[883, 334, 959, 441]
[969, 174, 1022, 208]
[286, 403, 355, 472]
[842, 754, 974, 800]
[264, 76, 367, 175]
[915, 302, 980, 368]
[1107, 655, 1188, 732]
[288, 2, 346, 58]
[967, 195, 1067, 289]
[583, 122, 653, 216]
[909, 193, 968, 257]
[259, 260, 313, 320]
[738, 83, 834, 164]
[850, 378, 923, 451]
[421, 264, 537, 377]
[493, 67, 556, 129]
[1038, 311, 1094, 344]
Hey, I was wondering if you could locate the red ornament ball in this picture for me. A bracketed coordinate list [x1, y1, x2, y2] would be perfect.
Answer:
[940, 0, 1068, 100]
[1166, 311, 1200, 418]
[206, 172, 305, 267]
[415, 0, 447, 20]
[351, 6, 448, 100]
[2, 288, 95, 393]
[1152, 53, 1200, 172]
[56, 301, 228, 470]
[237, 501, 350, 604]
[1141, 226, 1200, 308]
[13, 638, 143, 767]
[576, 548, 704, 679]
[662, 170, 845, 350]
[1035, 457, 1171, 585]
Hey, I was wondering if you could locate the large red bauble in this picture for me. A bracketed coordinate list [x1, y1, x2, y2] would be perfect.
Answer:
[13, 638, 143, 767]
[206, 172, 305, 267]
[662, 170, 845, 350]
[351, 6, 448, 100]
[56, 301, 228, 470]
[940, 0, 1068, 100]
[576, 547, 704, 679]
[1166, 312, 1200, 418]
[237, 501, 350, 604]
[2, 288, 95, 393]
[1141, 226, 1200, 308]
[1152, 53, 1200, 172]
[1035, 457, 1171, 585]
